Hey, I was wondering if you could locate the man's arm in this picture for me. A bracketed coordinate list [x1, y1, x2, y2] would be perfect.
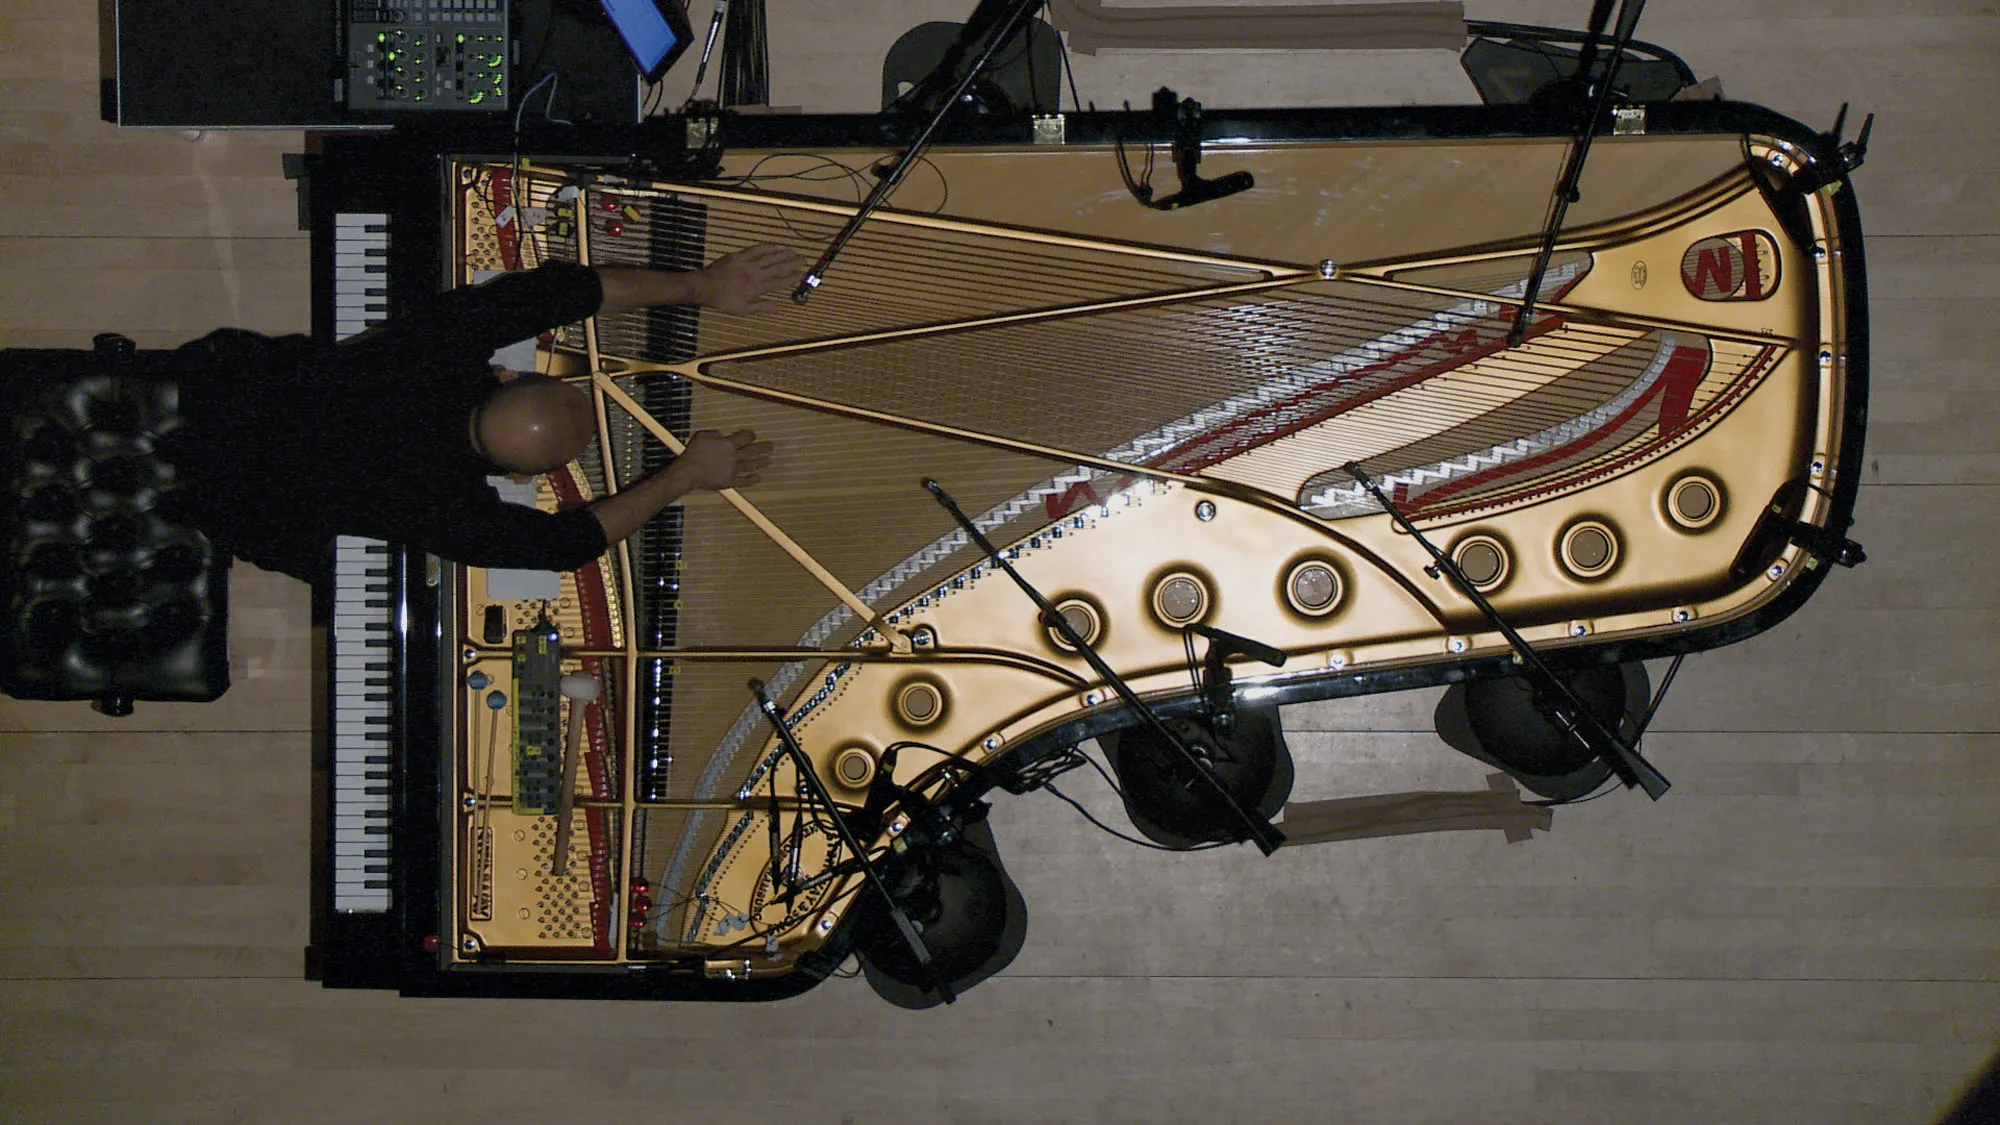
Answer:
[596, 245, 802, 317]
[588, 429, 773, 546]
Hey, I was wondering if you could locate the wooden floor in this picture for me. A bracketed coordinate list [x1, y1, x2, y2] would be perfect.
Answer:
[3, 1, 1996, 1121]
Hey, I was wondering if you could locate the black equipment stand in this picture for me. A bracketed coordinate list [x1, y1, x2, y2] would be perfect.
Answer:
[791, 0, 1046, 302]
[1508, 0, 1649, 345]
[1344, 462, 1670, 799]
[747, 678, 954, 1004]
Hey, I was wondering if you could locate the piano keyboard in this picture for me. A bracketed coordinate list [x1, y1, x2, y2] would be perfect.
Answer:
[332, 212, 391, 340]
[330, 210, 397, 912]
[331, 536, 397, 911]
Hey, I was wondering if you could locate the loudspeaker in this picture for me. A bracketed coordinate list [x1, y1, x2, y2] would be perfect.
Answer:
[858, 816, 1027, 1009]
[1103, 707, 1293, 849]
[1433, 662, 1650, 800]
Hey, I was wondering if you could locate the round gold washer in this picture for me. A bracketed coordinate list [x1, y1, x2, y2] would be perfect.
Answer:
[895, 681, 944, 726]
[1452, 535, 1511, 591]
[1560, 520, 1620, 579]
[1284, 561, 1344, 616]
[1151, 572, 1210, 626]
[1666, 474, 1724, 531]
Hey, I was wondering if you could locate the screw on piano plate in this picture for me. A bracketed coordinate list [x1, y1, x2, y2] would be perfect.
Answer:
[911, 626, 937, 648]
[818, 916, 835, 933]
[1818, 349, 1835, 366]
[1768, 562, 1787, 580]
[983, 735, 1001, 750]
[1195, 500, 1217, 522]
[461, 934, 478, 952]
[1673, 608, 1693, 623]
[1447, 637, 1467, 653]
[1318, 259, 1339, 280]
[1570, 623, 1590, 637]
[1083, 691, 1102, 706]
[462, 794, 477, 810]
[1812, 244, 1828, 261]
[888, 820, 903, 836]
[1811, 458, 1826, 477]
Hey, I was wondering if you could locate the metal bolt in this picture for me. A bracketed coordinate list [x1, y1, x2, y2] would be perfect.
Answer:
[1570, 623, 1589, 637]
[1328, 653, 1348, 670]
[983, 736, 1000, 750]
[1768, 152, 1786, 166]
[818, 916, 834, 933]
[911, 625, 937, 648]
[1084, 691, 1101, 706]
[1317, 259, 1339, 280]
[462, 795, 477, 810]
[1195, 500, 1217, 522]
[1673, 608, 1692, 623]
[1812, 244, 1828, 261]
[888, 820, 903, 836]
[1810, 459, 1826, 476]
[461, 935, 477, 952]
[1447, 637, 1467, 654]
[1818, 349, 1835, 365]
[1768, 562, 1787, 579]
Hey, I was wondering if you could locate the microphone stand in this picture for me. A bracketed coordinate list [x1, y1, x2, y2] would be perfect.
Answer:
[1508, 0, 1649, 346]
[1343, 463, 1669, 799]
[924, 478, 1285, 853]
[748, 678, 954, 1004]
[792, 0, 1046, 302]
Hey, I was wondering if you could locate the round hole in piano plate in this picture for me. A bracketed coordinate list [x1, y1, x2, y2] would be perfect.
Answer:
[1666, 474, 1724, 531]
[894, 680, 945, 727]
[1046, 597, 1104, 652]
[1151, 572, 1210, 626]
[1559, 520, 1620, 580]
[1284, 560, 1345, 617]
[833, 746, 877, 790]
[1451, 535, 1511, 591]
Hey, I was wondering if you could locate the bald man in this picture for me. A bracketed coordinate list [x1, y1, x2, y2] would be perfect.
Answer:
[170, 246, 793, 585]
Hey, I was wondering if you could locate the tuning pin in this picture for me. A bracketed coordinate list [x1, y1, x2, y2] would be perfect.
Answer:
[467, 670, 489, 691]
[486, 690, 508, 710]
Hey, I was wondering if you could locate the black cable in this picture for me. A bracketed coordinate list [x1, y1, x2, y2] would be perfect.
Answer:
[1044, 780, 1225, 851]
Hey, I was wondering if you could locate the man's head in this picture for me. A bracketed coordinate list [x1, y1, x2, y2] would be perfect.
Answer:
[470, 373, 594, 474]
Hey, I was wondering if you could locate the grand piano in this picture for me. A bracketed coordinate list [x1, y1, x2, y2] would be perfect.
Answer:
[305, 92, 1868, 1004]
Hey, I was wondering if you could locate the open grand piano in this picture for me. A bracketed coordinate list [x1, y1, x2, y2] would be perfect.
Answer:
[306, 97, 1867, 1002]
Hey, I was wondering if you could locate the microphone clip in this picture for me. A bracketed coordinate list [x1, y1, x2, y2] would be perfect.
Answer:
[1134, 88, 1255, 212]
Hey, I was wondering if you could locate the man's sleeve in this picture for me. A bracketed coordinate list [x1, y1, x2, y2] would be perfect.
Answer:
[426, 493, 610, 574]
[395, 262, 605, 364]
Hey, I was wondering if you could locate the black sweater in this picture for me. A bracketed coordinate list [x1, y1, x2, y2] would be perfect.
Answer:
[173, 263, 609, 583]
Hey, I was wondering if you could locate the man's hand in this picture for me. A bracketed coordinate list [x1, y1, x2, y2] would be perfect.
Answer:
[695, 245, 802, 316]
[677, 429, 773, 491]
